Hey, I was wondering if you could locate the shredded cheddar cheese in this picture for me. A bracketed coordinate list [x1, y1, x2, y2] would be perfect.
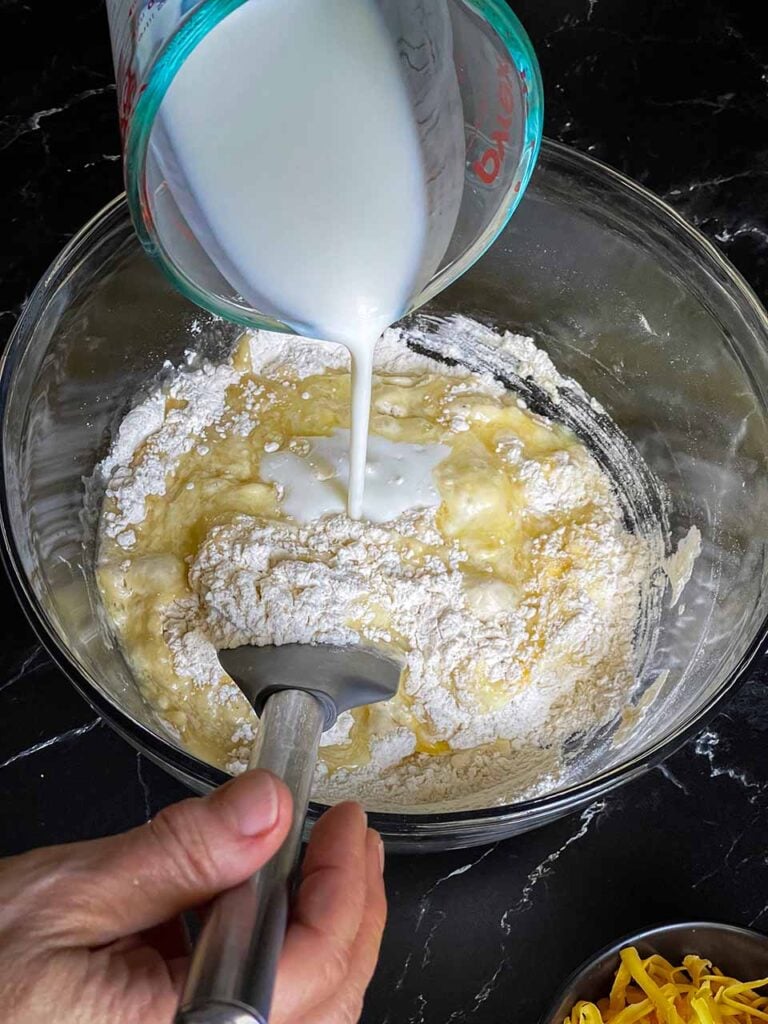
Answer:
[565, 946, 768, 1024]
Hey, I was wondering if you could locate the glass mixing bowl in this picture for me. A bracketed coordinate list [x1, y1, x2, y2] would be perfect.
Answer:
[2, 140, 767, 852]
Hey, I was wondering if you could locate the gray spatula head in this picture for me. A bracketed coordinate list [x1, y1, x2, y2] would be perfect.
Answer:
[218, 643, 403, 731]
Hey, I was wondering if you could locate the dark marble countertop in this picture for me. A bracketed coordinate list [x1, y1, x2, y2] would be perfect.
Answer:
[1, 2, 767, 1022]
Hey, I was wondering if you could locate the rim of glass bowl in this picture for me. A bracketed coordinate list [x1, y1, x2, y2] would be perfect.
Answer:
[123, 0, 543, 333]
[2, 139, 768, 839]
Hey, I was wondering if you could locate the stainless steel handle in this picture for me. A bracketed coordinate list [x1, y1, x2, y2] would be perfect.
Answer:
[175, 690, 325, 1024]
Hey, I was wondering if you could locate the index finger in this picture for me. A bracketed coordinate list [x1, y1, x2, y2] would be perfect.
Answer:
[271, 802, 369, 1022]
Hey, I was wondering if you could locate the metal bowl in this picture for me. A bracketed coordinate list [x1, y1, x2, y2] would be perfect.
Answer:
[543, 922, 768, 1023]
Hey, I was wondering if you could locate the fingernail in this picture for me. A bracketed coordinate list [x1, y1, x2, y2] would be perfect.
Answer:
[216, 771, 279, 836]
[339, 801, 368, 829]
[369, 828, 385, 873]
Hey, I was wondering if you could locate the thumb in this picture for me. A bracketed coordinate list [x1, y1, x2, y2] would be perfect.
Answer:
[15, 770, 292, 948]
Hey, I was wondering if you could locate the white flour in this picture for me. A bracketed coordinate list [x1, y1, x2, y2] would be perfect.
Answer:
[171, 497, 646, 807]
[97, 316, 675, 810]
[101, 362, 239, 549]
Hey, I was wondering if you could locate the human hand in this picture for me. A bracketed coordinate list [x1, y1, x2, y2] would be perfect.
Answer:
[0, 770, 386, 1024]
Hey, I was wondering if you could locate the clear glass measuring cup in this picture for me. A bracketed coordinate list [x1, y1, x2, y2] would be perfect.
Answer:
[106, 0, 543, 334]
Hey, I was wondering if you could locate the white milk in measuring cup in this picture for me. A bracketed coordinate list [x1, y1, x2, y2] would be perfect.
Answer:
[153, 0, 437, 518]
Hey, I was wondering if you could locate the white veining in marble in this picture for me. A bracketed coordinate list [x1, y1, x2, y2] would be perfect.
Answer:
[0, 644, 48, 694]
[500, 799, 606, 933]
[0, 84, 116, 152]
[0, 718, 101, 771]
[693, 729, 764, 802]
[656, 763, 691, 796]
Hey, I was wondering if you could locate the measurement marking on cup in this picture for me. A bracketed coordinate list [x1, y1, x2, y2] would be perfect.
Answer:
[472, 57, 517, 185]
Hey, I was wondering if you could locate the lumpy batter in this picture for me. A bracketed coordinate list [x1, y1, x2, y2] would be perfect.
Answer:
[97, 317, 657, 811]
